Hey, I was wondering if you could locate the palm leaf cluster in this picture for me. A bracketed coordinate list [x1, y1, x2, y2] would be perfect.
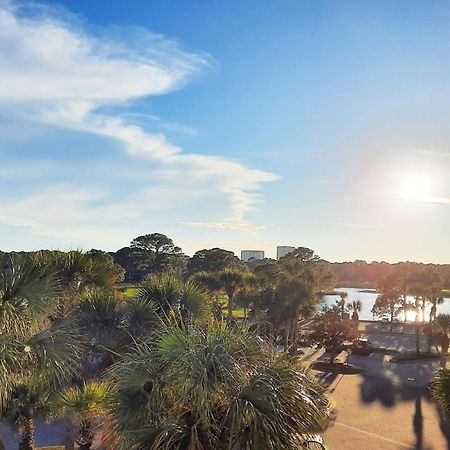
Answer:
[430, 369, 450, 421]
[0, 257, 83, 449]
[107, 322, 330, 450]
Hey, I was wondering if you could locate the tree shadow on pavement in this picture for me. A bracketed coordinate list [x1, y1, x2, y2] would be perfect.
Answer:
[350, 351, 450, 450]
[413, 393, 423, 450]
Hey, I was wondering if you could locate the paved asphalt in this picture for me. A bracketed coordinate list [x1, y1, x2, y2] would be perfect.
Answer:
[309, 330, 450, 450]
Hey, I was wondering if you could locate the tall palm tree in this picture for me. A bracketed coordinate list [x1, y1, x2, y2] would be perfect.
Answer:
[270, 276, 316, 350]
[336, 292, 348, 319]
[348, 300, 362, 321]
[234, 273, 268, 320]
[216, 269, 245, 322]
[428, 287, 444, 322]
[57, 381, 110, 450]
[4, 382, 49, 450]
[107, 321, 330, 449]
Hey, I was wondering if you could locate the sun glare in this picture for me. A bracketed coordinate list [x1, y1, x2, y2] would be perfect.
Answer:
[399, 175, 432, 201]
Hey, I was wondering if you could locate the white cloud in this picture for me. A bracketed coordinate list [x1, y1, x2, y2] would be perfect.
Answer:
[0, 0, 278, 238]
[0, 186, 137, 246]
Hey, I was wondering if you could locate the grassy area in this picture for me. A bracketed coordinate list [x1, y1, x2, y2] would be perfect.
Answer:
[37, 447, 64, 450]
[118, 287, 245, 318]
[232, 308, 246, 318]
[122, 287, 139, 298]
[220, 306, 246, 318]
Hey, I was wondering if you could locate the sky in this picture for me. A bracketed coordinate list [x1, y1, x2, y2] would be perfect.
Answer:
[1, 0, 450, 262]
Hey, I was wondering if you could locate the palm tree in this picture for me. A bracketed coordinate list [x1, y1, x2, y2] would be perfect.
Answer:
[4, 382, 48, 450]
[348, 300, 362, 321]
[234, 273, 267, 320]
[58, 381, 110, 450]
[436, 314, 450, 367]
[216, 269, 245, 322]
[136, 275, 208, 322]
[428, 287, 444, 322]
[336, 292, 348, 318]
[73, 290, 125, 372]
[0, 259, 82, 450]
[0, 257, 59, 336]
[107, 321, 330, 449]
[270, 276, 316, 350]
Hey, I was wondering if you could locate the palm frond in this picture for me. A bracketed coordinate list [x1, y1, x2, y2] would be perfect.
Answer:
[430, 369, 450, 421]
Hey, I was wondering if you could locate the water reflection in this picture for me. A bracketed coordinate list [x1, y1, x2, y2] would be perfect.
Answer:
[322, 287, 450, 322]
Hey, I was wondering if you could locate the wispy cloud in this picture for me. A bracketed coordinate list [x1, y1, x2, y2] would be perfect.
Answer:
[0, 1, 278, 237]
[0, 186, 136, 246]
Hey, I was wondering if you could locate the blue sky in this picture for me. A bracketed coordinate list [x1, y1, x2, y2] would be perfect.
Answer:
[1, 0, 450, 262]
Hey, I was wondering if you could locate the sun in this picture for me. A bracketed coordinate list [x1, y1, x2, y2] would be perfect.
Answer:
[399, 175, 432, 201]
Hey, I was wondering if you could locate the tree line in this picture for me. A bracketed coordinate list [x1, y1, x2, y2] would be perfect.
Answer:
[4, 233, 450, 289]
[330, 260, 450, 289]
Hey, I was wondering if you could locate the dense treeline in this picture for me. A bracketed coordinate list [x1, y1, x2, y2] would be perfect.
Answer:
[330, 260, 450, 289]
[2, 233, 450, 288]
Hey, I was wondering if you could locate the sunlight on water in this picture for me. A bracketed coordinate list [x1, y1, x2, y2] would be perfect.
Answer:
[322, 287, 450, 322]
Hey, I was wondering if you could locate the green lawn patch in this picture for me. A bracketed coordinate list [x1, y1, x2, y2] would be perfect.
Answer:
[37, 447, 64, 450]
[122, 287, 139, 298]
[219, 305, 246, 318]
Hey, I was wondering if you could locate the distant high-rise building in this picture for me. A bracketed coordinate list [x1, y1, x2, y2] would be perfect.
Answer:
[276, 245, 295, 260]
[241, 250, 265, 262]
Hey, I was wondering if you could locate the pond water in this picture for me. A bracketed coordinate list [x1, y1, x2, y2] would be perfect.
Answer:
[321, 287, 450, 322]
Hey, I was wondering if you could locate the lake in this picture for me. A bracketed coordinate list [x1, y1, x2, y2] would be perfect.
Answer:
[322, 287, 450, 322]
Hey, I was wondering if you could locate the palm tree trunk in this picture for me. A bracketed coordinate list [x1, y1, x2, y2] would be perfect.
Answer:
[330, 350, 336, 364]
[389, 308, 394, 336]
[18, 408, 35, 450]
[288, 317, 299, 354]
[430, 299, 437, 322]
[403, 294, 407, 322]
[227, 294, 233, 322]
[77, 419, 94, 450]
[415, 297, 421, 356]
[64, 438, 75, 450]
[415, 322, 421, 357]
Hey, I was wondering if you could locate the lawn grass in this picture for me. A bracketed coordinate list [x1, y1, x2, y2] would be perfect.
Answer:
[37, 447, 64, 450]
[220, 305, 246, 318]
[122, 287, 139, 298]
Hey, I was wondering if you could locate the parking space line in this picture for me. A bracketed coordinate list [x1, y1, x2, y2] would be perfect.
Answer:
[333, 421, 416, 449]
